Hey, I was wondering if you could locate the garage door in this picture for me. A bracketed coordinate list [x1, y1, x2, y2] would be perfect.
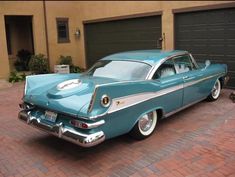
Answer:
[84, 15, 162, 67]
[175, 8, 235, 88]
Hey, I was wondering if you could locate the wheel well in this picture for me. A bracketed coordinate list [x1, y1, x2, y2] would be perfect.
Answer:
[156, 109, 164, 120]
[219, 77, 224, 88]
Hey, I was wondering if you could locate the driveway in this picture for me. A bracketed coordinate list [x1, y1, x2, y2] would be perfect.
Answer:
[0, 83, 234, 177]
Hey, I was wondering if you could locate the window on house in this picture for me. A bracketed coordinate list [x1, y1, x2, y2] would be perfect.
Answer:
[56, 18, 70, 43]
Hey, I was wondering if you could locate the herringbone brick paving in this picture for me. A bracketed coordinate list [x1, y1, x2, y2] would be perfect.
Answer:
[0, 83, 234, 177]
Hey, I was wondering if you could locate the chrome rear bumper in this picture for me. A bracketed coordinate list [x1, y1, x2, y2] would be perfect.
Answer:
[18, 110, 105, 147]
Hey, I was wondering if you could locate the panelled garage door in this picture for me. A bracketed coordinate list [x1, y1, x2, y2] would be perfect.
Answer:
[175, 8, 235, 88]
[84, 15, 162, 67]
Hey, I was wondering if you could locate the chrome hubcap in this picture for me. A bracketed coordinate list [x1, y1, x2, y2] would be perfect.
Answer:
[212, 80, 220, 98]
[139, 112, 154, 132]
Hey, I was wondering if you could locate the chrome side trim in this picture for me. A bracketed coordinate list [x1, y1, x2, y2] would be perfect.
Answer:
[18, 110, 105, 147]
[87, 80, 147, 113]
[184, 73, 224, 88]
[87, 84, 183, 119]
[87, 86, 98, 113]
[87, 72, 225, 119]
[107, 84, 183, 114]
[164, 96, 207, 118]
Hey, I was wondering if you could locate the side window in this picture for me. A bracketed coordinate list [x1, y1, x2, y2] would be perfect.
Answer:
[173, 55, 196, 74]
[153, 59, 176, 79]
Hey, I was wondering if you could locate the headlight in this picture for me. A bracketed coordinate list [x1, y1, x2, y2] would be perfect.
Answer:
[100, 95, 111, 107]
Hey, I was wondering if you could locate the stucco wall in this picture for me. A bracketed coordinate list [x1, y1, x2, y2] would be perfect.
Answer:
[0, 1, 233, 79]
[0, 1, 47, 79]
[45, 1, 82, 70]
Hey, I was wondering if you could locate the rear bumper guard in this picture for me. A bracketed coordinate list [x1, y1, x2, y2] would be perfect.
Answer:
[18, 110, 105, 147]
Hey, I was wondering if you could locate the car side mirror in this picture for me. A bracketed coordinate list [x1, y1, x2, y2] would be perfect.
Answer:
[205, 60, 211, 69]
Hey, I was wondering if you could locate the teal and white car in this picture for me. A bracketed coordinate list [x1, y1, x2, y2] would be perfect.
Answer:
[18, 50, 228, 147]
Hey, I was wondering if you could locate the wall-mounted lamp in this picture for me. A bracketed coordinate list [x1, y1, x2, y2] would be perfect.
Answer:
[75, 28, 81, 38]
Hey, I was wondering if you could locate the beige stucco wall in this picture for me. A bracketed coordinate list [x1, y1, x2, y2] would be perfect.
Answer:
[0, 1, 233, 79]
[0, 1, 47, 79]
[45, 1, 82, 70]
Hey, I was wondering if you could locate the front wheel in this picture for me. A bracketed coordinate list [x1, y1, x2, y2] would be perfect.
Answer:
[206, 79, 221, 101]
[129, 110, 157, 140]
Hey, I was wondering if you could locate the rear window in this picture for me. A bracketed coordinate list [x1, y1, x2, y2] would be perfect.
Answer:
[86, 60, 151, 80]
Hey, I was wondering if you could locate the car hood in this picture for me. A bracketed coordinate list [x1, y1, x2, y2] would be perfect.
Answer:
[23, 74, 120, 117]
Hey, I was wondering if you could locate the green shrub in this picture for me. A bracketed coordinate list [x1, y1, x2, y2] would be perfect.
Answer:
[14, 60, 25, 71]
[9, 71, 26, 83]
[14, 49, 32, 71]
[58, 55, 84, 73]
[70, 65, 85, 73]
[58, 55, 73, 66]
[29, 54, 49, 74]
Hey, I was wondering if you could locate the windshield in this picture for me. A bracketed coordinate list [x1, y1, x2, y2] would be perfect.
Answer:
[86, 60, 151, 81]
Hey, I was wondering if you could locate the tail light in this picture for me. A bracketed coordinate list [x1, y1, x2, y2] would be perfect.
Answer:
[70, 119, 89, 129]
[19, 102, 34, 110]
[70, 119, 105, 129]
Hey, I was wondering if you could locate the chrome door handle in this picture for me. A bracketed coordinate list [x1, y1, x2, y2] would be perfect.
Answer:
[183, 76, 189, 79]
[183, 76, 195, 80]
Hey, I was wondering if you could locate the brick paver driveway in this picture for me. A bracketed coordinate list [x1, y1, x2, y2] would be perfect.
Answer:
[0, 83, 235, 177]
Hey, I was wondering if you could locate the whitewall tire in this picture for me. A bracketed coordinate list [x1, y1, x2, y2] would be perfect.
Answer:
[130, 110, 157, 140]
[207, 79, 221, 101]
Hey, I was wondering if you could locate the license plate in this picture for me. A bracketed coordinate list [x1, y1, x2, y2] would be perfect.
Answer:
[44, 111, 57, 122]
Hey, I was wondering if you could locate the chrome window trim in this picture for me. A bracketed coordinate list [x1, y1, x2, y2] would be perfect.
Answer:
[100, 59, 153, 67]
[146, 51, 189, 80]
[172, 53, 198, 74]
[189, 53, 199, 69]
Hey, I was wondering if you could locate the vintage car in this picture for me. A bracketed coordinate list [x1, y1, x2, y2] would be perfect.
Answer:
[18, 50, 228, 147]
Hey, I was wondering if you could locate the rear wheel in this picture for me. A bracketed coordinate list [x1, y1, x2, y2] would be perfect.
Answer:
[130, 110, 157, 140]
[207, 79, 221, 101]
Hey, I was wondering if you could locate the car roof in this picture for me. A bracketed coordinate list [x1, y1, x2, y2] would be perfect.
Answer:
[101, 49, 188, 65]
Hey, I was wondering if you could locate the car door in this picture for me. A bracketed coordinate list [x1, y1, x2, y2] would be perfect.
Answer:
[152, 58, 184, 114]
[172, 54, 206, 106]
